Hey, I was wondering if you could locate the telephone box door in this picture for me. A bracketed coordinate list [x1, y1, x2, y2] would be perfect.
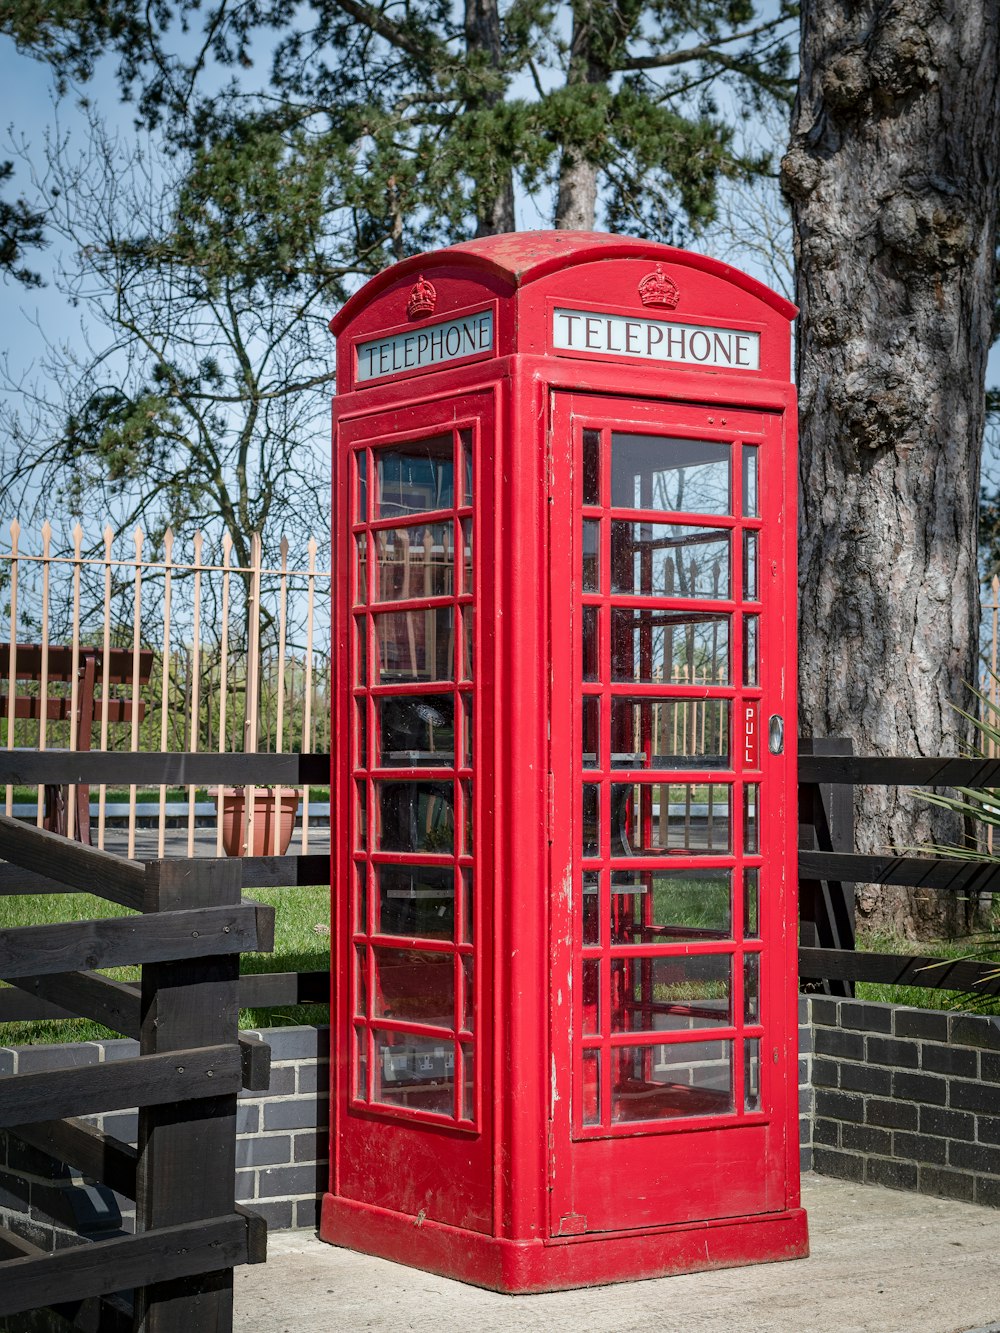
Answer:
[547, 391, 796, 1237]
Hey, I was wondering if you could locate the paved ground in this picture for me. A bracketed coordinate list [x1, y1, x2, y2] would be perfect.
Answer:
[233, 1175, 1000, 1333]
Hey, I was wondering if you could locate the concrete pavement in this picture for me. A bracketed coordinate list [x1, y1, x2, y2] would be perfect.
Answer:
[234, 1173, 1000, 1332]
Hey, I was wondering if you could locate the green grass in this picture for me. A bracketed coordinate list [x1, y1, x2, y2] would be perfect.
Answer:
[852, 922, 1000, 1014]
[0, 885, 331, 1046]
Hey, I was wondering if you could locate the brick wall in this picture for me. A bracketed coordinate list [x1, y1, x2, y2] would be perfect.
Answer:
[2, 999, 998, 1245]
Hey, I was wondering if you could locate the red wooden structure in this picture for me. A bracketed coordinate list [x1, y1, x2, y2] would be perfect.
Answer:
[323, 232, 808, 1290]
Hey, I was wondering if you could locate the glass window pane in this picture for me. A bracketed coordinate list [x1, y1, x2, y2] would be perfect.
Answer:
[611, 522, 730, 600]
[742, 445, 758, 517]
[610, 868, 732, 943]
[461, 778, 473, 855]
[460, 693, 473, 768]
[583, 784, 600, 857]
[354, 946, 367, 1018]
[378, 435, 454, 517]
[743, 613, 759, 686]
[355, 863, 368, 935]
[743, 530, 759, 601]
[355, 533, 367, 605]
[583, 429, 601, 506]
[610, 697, 730, 770]
[582, 606, 600, 681]
[376, 864, 455, 940]
[583, 520, 600, 592]
[611, 1040, 734, 1122]
[461, 1044, 475, 1120]
[354, 1026, 368, 1101]
[373, 1032, 455, 1114]
[373, 946, 455, 1027]
[610, 954, 732, 1033]
[375, 607, 455, 682]
[461, 518, 473, 595]
[582, 1049, 601, 1127]
[460, 428, 473, 507]
[611, 609, 729, 685]
[611, 782, 731, 855]
[460, 606, 474, 680]
[355, 616, 368, 686]
[582, 958, 601, 1036]
[357, 451, 368, 522]
[462, 956, 474, 1032]
[744, 1036, 761, 1112]
[611, 434, 730, 514]
[355, 781, 367, 850]
[744, 952, 760, 1024]
[582, 871, 600, 945]
[355, 698, 368, 770]
[744, 783, 759, 855]
[744, 868, 760, 938]
[375, 780, 454, 853]
[375, 524, 455, 601]
[376, 694, 454, 768]
[460, 869, 473, 944]
[582, 696, 600, 768]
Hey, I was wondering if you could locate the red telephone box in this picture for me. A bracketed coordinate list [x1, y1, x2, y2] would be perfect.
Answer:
[322, 232, 808, 1291]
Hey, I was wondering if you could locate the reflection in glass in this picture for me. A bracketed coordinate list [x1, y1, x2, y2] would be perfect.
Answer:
[744, 783, 759, 854]
[462, 956, 474, 1031]
[460, 428, 474, 507]
[742, 445, 758, 517]
[375, 607, 454, 682]
[355, 947, 367, 1017]
[356, 533, 367, 604]
[611, 434, 730, 514]
[744, 868, 760, 938]
[582, 1049, 601, 1126]
[461, 779, 473, 855]
[610, 697, 730, 769]
[582, 871, 600, 945]
[582, 958, 601, 1036]
[375, 524, 454, 601]
[744, 952, 760, 1024]
[611, 783, 731, 855]
[356, 699, 368, 769]
[743, 613, 759, 686]
[461, 1044, 475, 1120]
[583, 429, 601, 506]
[354, 1026, 368, 1101]
[356, 863, 368, 935]
[378, 435, 454, 516]
[373, 1032, 455, 1113]
[357, 451, 368, 522]
[745, 1036, 761, 1112]
[373, 946, 455, 1026]
[610, 868, 732, 942]
[611, 1040, 734, 1122]
[582, 697, 600, 768]
[355, 616, 368, 686]
[582, 606, 600, 681]
[461, 518, 473, 594]
[376, 694, 454, 767]
[610, 609, 729, 685]
[460, 606, 474, 680]
[583, 520, 600, 592]
[375, 780, 454, 853]
[460, 869, 473, 944]
[743, 530, 759, 601]
[376, 864, 455, 939]
[583, 785, 600, 856]
[611, 522, 730, 600]
[356, 781, 367, 849]
[461, 694, 473, 768]
[610, 954, 732, 1032]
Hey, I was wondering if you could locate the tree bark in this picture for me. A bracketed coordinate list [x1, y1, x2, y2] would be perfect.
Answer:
[554, 0, 611, 230]
[465, 0, 515, 235]
[783, 1, 1000, 938]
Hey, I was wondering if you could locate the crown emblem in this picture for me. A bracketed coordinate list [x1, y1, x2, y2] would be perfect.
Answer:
[638, 264, 679, 309]
[406, 274, 437, 319]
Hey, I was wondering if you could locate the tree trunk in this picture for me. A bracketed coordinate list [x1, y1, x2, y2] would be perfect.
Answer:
[783, 1, 1000, 938]
[465, 0, 515, 235]
[554, 0, 611, 230]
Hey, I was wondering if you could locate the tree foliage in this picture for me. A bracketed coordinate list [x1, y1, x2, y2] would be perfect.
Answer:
[0, 161, 46, 286]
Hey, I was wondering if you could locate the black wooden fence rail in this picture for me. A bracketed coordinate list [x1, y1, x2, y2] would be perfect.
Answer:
[0, 812, 275, 1331]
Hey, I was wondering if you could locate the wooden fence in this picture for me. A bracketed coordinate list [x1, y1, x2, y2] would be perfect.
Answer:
[0, 810, 275, 1330]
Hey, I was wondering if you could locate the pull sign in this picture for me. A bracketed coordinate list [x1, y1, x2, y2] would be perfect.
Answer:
[743, 703, 759, 769]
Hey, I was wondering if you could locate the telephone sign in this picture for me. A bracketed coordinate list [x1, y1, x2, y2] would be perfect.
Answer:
[323, 231, 807, 1292]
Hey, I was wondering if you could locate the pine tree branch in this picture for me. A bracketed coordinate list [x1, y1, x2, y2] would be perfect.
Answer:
[619, 15, 791, 72]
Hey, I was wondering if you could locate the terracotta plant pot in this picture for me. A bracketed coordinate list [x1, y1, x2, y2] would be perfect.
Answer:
[213, 787, 300, 857]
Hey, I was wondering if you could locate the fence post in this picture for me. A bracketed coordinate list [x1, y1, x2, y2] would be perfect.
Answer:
[799, 735, 856, 998]
[134, 856, 243, 1332]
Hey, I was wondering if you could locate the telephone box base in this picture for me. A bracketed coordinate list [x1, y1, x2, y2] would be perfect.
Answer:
[320, 1193, 809, 1293]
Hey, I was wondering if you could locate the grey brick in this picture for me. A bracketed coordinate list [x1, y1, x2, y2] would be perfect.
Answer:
[920, 1105, 976, 1141]
[948, 1140, 1000, 1175]
[0, 1049, 16, 1075]
[235, 1169, 256, 1200]
[258, 1026, 329, 1061]
[892, 1070, 948, 1106]
[839, 1001, 894, 1033]
[809, 997, 839, 1027]
[297, 1061, 330, 1095]
[950, 1079, 1000, 1116]
[866, 1036, 919, 1069]
[797, 1057, 810, 1085]
[975, 1176, 1000, 1208]
[815, 1088, 864, 1122]
[295, 1197, 321, 1230]
[866, 1098, 918, 1131]
[256, 1164, 322, 1198]
[798, 994, 811, 1025]
[840, 1063, 892, 1097]
[799, 1117, 812, 1150]
[14, 1044, 100, 1072]
[237, 1103, 260, 1134]
[236, 1135, 292, 1169]
[893, 1009, 950, 1042]
[100, 1040, 140, 1062]
[245, 1198, 294, 1230]
[811, 1058, 839, 1089]
[978, 1115, 1000, 1145]
[798, 1025, 813, 1055]
[812, 1146, 865, 1182]
[241, 1064, 294, 1097]
[918, 1166, 976, 1203]
[949, 1014, 1000, 1051]
[921, 1044, 978, 1078]
[981, 1052, 1000, 1084]
[813, 1118, 840, 1147]
[800, 1145, 813, 1173]
[293, 1132, 328, 1164]
[815, 1028, 865, 1061]
[841, 1122, 892, 1156]
[799, 1086, 813, 1113]
[263, 1098, 327, 1132]
[892, 1132, 948, 1166]
[865, 1157, 918, 1192]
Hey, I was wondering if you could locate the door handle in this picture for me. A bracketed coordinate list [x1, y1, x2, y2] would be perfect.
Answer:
[768, 714, 784, 755]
